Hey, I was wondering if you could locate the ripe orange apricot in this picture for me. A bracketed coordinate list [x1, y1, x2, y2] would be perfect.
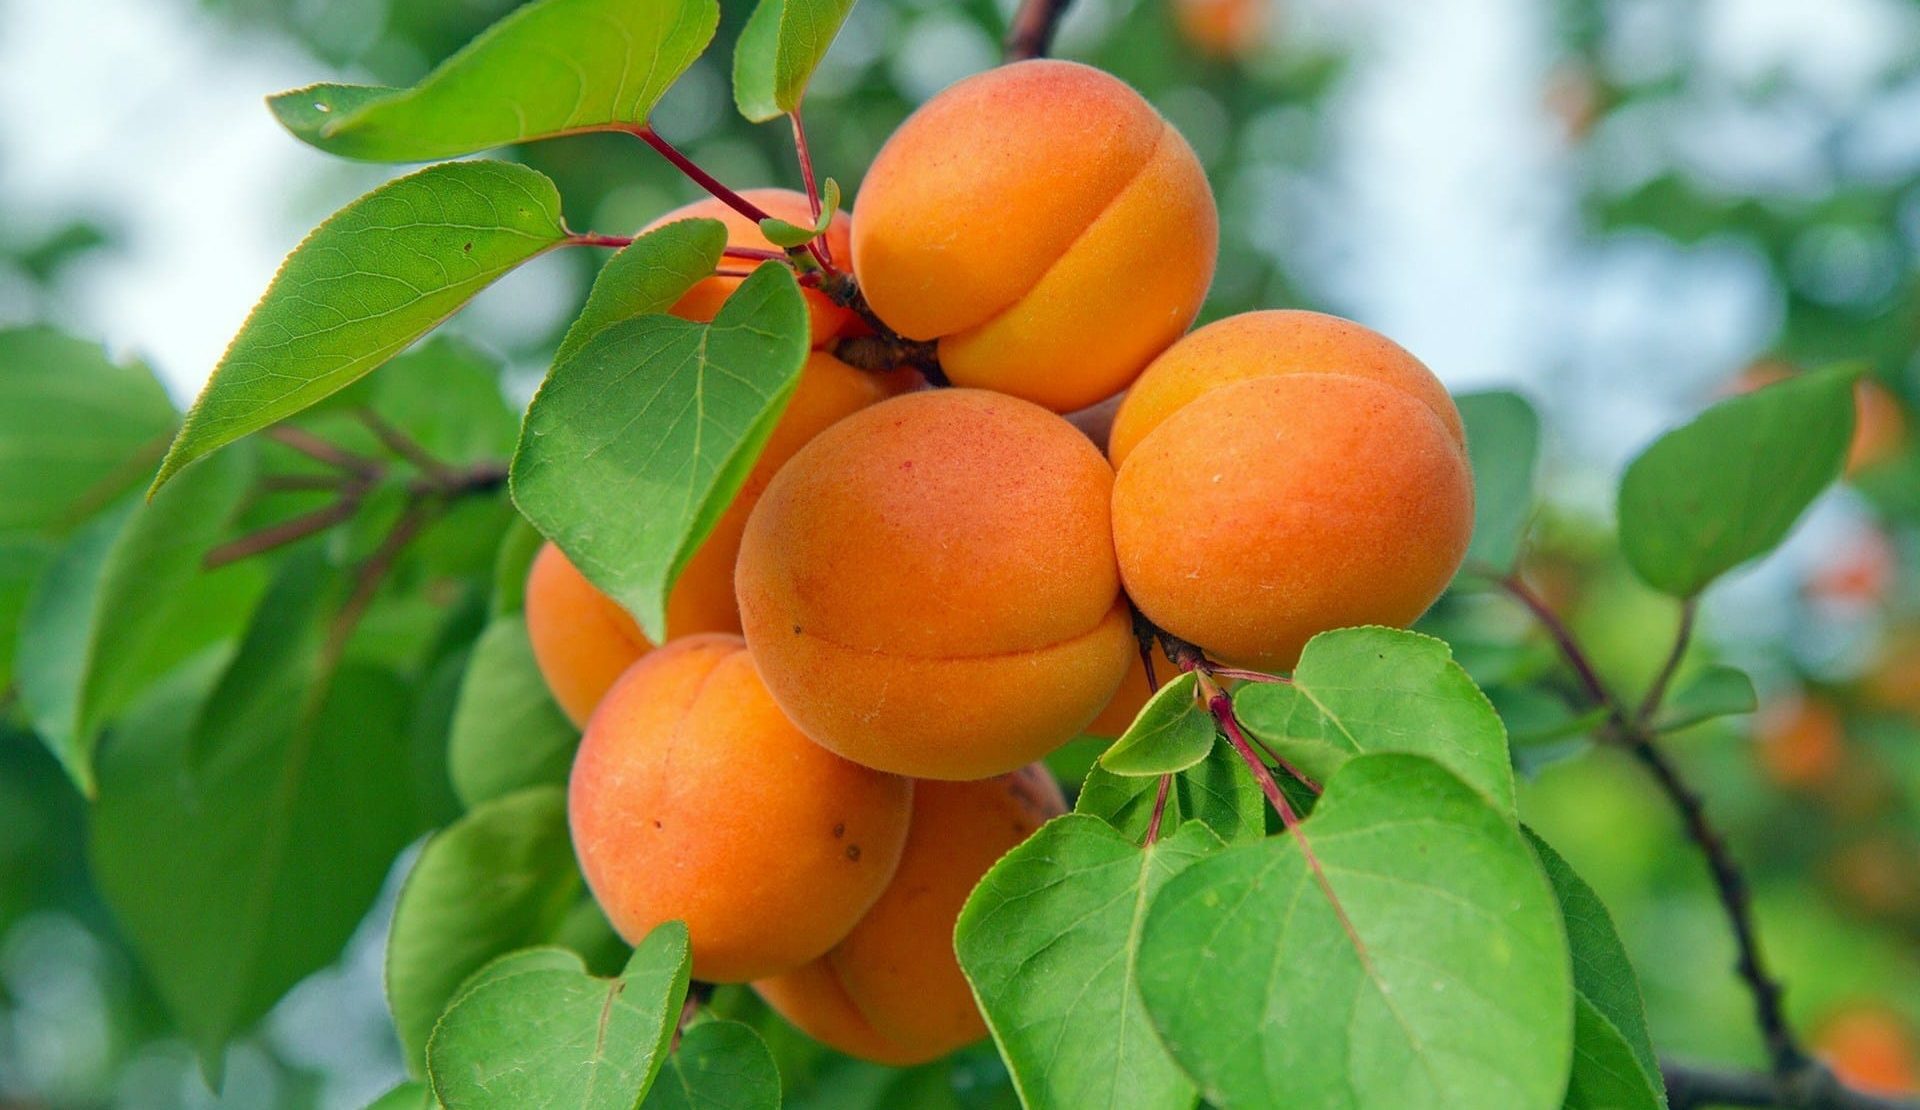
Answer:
[1109, 311, 1473, 670]
[1754, 693, 1844, 788]
[569, 635, 913, 983]
[737, 389, 1136, 779]
[851, 60, 1217, 413]
[1172, 0, 1268, 59]
[1086, 642, 1178, 738]
[525, 352, 898, 725]
[753, 765, 1067, 1064]
[1816, 1008, 1920, 1095]
[644, 187, 856, 345]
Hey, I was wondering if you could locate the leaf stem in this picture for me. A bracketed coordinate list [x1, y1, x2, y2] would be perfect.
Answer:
[1144, 774, 1173, 846]
[1635, 598, 1697, 726]
[631, 125, 835, 273]
[788, 109, 834, 267]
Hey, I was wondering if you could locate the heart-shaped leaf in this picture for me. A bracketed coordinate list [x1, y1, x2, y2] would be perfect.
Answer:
[1456, 390, 1540, 580]
[1619, 367, 1854, 598]
[1077, 737, 1264, 844]
[732, 0, 857, 122]
[1527, 831, 1663, 1109]
[1234, 627, 1516, 815]
[427, 924, 692, 1109]
[956, 815, 1219, 1110]
[152, 161, 569, 492]
[511, 264, 811, 641]
[447, 617, 578, 809]
[641, 1019, 781, 1109]
[1136, 754, 1573, 1110]
[270, 0, 719, 162]
[1098, 671, 1214, 776]
[17, 448, 260, 795]
[385, 787, 582, 1074]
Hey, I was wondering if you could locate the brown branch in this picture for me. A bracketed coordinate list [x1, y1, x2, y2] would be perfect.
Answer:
[355, 408, 457, 484]
[1505, 581, 1806, 1079]
[266, 426, 381, 477]
[1664, 1059, 1920, 1110]
[203, 498, 363, 569]
[1006, 0, 1076, 60]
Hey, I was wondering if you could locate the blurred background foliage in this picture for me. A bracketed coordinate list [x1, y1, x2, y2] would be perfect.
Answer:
[3, 0, 1920, 1106]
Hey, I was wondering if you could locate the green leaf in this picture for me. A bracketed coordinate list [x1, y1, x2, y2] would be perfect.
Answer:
[90, 561, 420, 1069]
[732, 0, 857, 122]
[16, 448, 260, 795]
[152, 161, 569, 491]
[489, 517, 545, 617]
[447, 617, 578, 809]
[1526, 831, 1664, 1109]
[1135, 754, 1573, 1110]
[553, 219, 729, 367]
[512, 264, 811, 641]
[365, 1081, 436, 1110]
[0, 328, 178, 537]
[1456, 390, 1540, 579]
[1234, 627, 1516, 816]
[756, 180, 841, 249]
[0, 537, 54, 691]
[386, 787, 581, 1075]
[427, 923, 692, 1109]
[269, 0, 720, 162]
[956, 816, 1218, 1110]
[641, 1020, 782, 1110]
[1077, 738, 1263, 844]
[1657, 663, 1758, 733]
[1619, 368, 1854, 597]
[1098, 672, 1213, 776]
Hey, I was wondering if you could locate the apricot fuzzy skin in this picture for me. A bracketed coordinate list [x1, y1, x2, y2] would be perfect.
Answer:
[737, 389, 1135, 779]
[851, 60, 1217, 413]
[753, 765, 1067, 1064]
[568, 635, 913, 983]
[1110, 313, 1474, 670]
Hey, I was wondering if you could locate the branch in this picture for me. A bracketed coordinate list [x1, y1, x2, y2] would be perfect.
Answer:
[1501, 574, 1623, 722]
[1664, 1059, 1920, 1110]
[1636, 598, 1697, 725]
[631, 126, 836, 274]
[1006, 0, 1076, 60]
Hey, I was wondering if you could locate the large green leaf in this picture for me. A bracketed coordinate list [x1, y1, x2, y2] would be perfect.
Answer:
[641, 1019, 781, 1110]
[16, 449, 261, 795]
[426, 924, 692, 1109]
[1526, 831, 1663, 1109]
[447, 616, 578, 809]
[1076, 738, 1263, 845]
[89, 562, 419, 1069]
[1456, 390, 1540, 579]
[1618, 369, 1853, 597]
[1234, 627, 1516, 815]
[152, 162, 569, 492]
[385, 787, 582, 1075]
[269, 0, 719, 161]
[1136, 755, 1573, 1110]
[1098, 672, 1214, 777]
[732, 0, 858, 122]
[512, 264, 811, 641]
[0, 327, 178, 538]
[957, 817, 1217, 1110]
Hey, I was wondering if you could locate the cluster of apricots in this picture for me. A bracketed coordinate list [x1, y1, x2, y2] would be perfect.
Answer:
[529, 59, 1475, 1063]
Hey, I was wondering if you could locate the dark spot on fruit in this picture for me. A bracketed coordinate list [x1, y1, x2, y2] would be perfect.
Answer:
[652, 820, 663, 829]
[793, 624, 804, 635]
[845, 845, 861, 861]
[832, 822, 846, 839]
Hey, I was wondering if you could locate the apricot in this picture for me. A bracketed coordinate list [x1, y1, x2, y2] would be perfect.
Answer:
[753, 765, 1067, 1064]
[1816, 1008, 1920, 1095]
[569, 635, 912, 982]
[1109, 311, 1473, 670]
[1754, 693, 1844, 788]
[526, 352, 897, 725]
[851, 60, 1217, 413]
[736, 389, 1136, 779]
[644, 187, 856, 345]
[1172, 0, 1268, 59]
